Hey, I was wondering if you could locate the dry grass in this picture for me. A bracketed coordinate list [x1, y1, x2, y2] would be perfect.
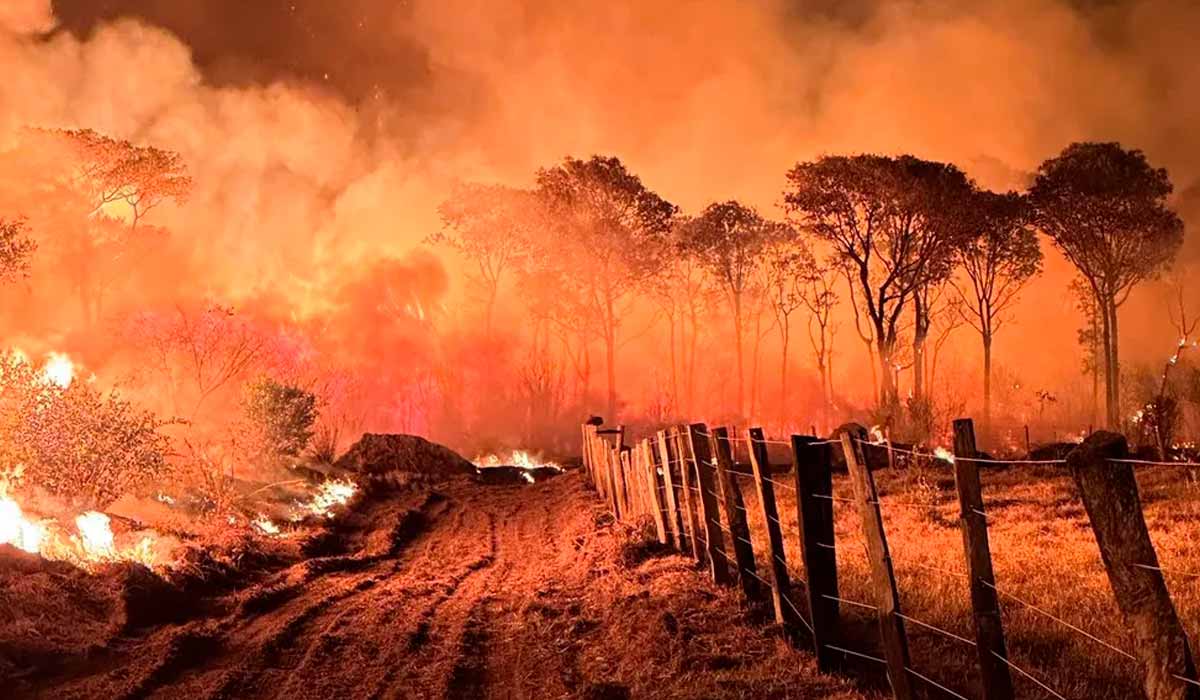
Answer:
[735, 462, 1200, 699]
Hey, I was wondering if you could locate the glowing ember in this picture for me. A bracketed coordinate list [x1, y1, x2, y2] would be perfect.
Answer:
[868, 425, 886, 444]
[933, 446, 956, 464]
[253, 516, 281, 535]
[42, 352, 75, 388]
[302, 479, 357, 518]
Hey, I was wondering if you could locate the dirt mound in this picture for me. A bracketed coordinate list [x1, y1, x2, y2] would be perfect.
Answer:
[335, 434, 477, 481]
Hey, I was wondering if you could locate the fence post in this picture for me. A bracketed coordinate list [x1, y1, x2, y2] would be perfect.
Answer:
[581, 424, 593, 487]
[792, 435, 841, 672]
[841, 432, 914, 700]
[675, 425, 706, 564]
[688, 423, 733, 586]
[952, 419, 1014, 700]
[619, 448, 633, 517]
[748, 428, 803, 639]
[657, 429, 687, 551]
[1068, 432, 1200, 700]
[711, 427, 763, 603]
[643, 440, 669, 544]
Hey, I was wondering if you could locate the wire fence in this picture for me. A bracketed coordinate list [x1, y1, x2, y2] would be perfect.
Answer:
[582, 419, 1200, 700]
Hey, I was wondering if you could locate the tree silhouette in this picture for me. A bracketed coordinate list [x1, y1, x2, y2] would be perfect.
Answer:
[783, 155, 974, 408]
[680, 201, 788, 417]
[535, 156, 677, 420]
[951, 190, 1042, 433]
[0, 219, 36, 283]
[433, 182, 536, 338]
[1031, 142, 1184, 427]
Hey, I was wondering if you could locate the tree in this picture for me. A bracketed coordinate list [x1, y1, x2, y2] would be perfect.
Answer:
[535, 156, 677, 420]
[951, 190, 1042, 433]
[802, 260, 839, 428]
[680, 201, 788, 416]
[432, 182, 536, 338]
[51, 129, 191, 325]
[0, 219, 36, 282]
[783, 155, 974, 408]
[1031, 142, 1184, 427]
[761, 233, 817, 415]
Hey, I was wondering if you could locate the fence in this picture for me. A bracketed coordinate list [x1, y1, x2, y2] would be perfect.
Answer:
[580, 420, 1200, 700]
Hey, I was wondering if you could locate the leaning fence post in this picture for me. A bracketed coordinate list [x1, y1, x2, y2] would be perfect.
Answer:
[841, 432, 914, 700]
[748, 428, 803, 638]
[952, 419, 1014, 700]
[675, 425, 706, 564]
[657, 429, 687, 551]
[1068, 432, 1200, 700]
[711, 427, 763, 603]
[793, 435, 841, 672]
[688, 423, 733, 586]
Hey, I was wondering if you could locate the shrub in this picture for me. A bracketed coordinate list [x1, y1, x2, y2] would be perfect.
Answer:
[242, 378, 318, 460]
[0, 351, 174, 509]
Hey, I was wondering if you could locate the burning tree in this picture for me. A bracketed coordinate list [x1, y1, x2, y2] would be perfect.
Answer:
[0, 219, 35, 283]
[783, 155, 974, 409]
[950, 190, 1042, 433]
[242, 377, 318, 460]
[760, 231, 818, 414]
[534, 156, 677, 420]
[1031, 142, 1184, 428]
[679, 201, 790, 417]
[432, 182, 536, 338]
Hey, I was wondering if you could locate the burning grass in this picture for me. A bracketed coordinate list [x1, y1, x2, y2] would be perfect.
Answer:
[738, 461, 1200, 699]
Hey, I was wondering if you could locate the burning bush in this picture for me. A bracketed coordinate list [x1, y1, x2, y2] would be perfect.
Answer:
[0, 352, 174, 509]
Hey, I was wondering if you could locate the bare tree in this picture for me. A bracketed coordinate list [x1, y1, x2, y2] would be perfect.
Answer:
[1031, 142, 1184, 427]
[680, 201, 788, 416]
[762, 234, 815, 414]
[432, 182, 536, 338]
[535, 156, 677, 420]
[950, 190, 1042, 432]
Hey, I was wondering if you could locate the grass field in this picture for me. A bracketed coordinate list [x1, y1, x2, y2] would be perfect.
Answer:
[733, 457, 1200, 699]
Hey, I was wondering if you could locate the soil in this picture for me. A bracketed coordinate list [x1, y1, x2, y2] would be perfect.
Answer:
[6, 472, 867, 699]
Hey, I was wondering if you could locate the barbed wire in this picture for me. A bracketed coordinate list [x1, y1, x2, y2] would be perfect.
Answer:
[980, 580, 1136, 661]
[990, 650, 1067, 700]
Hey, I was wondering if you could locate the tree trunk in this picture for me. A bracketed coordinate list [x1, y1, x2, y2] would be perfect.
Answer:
[688, 302, 699, 415]
[876, 334, 897, 408]
[913, 294, 927, 401]
[668, 312, 679, 416]
[982, 333, 993, 437]
[733, 294, 745, 417]
[750, 310, 763, 419]
[779, 320, 790, 416]
[1109, 298, 1121, 429]
[1099, 293, 1115, 429]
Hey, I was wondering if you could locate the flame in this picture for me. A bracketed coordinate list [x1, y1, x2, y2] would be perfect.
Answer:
[42, 352, 75, 388]
[253, 516, 281, 535]
[474, 449, 560, 470]
[74, 511, 115, 556]
[933, 446, 956, 464]
[0, 496, 45, 554]
[868, 425, 886, 444]
[301, 479, 357, 518]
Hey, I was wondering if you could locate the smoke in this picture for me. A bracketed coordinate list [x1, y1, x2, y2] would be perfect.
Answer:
[0, 0, 1195, 442]
[0, 0, 54, 35]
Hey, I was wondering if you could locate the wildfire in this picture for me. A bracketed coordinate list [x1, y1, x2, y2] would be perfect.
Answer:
[868, 425, 886, 444]
[253, 516, 281, 535]
[474, 449, 560, 470]
[0, 494, 161, 568]
[42, 352, 74, 388]
[300, 479, 357, 518]
[933, 446, 956, 464]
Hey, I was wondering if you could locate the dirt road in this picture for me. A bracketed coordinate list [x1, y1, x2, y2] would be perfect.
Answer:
[23, 473, 865, 699]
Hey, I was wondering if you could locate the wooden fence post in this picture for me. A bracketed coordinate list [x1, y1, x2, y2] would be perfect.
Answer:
[748, 428, 803, 638]
[581, 424, 593, 487]
[675, 425, 706, 564]
[657, 429, 687, 551]
[841, 432, 914, 700]
[608, 444, 623, 520]
[1068, 432, 1200, 700]
[792, 435, 841, 672]
[688, 423, 733, 585]
[711, 427, 763, 603]
[619, 449, 633, 518]
[952, 419, 1014, 700]
[643, 440, 669, 544]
